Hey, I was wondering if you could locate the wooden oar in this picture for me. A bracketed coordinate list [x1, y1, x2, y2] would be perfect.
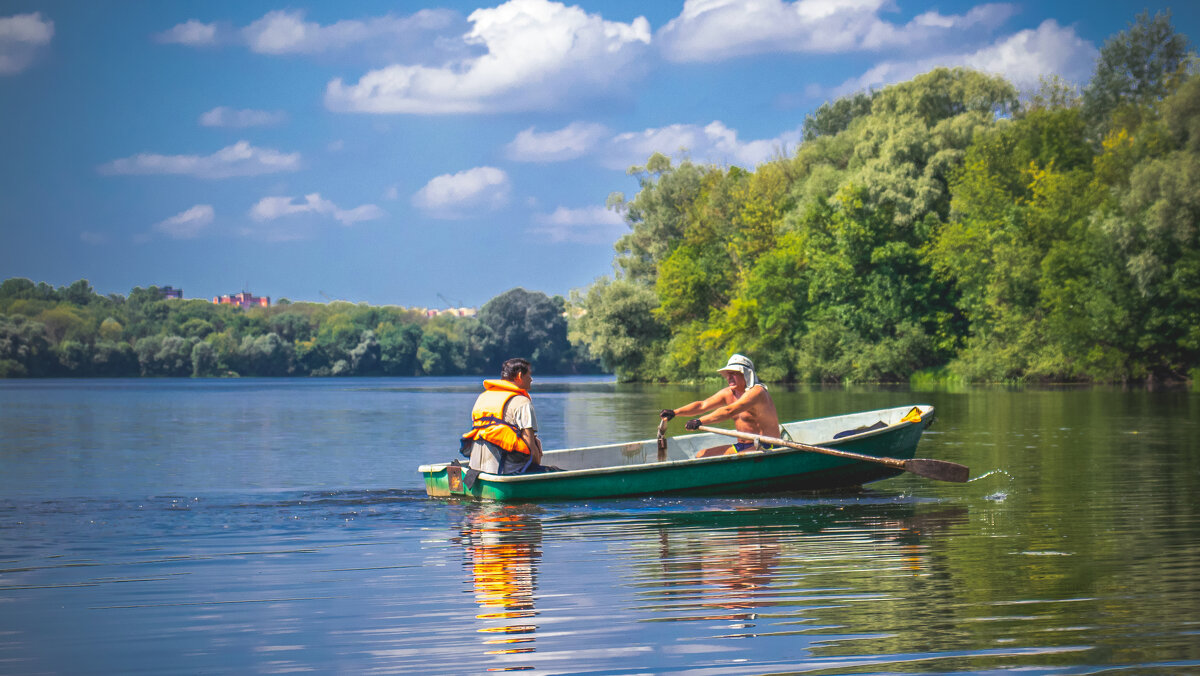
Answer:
[696, 425, 969, 483]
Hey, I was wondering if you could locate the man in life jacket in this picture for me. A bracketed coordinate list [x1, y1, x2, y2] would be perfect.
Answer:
[660, 354, 782, 458]
[461, 357, 546, 474]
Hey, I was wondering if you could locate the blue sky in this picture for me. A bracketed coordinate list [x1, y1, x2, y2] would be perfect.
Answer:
[1, 0, 1196, 308]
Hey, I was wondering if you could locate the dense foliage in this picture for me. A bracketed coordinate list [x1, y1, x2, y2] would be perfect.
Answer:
[0, 281, 596, 378]
[573, 12, 1199, 384]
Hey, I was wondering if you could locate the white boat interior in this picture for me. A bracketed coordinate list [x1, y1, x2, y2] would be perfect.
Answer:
[420, 404, 932, 474]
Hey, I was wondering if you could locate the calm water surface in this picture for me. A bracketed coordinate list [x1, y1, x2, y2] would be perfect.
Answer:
[1, 377, 1198, 674]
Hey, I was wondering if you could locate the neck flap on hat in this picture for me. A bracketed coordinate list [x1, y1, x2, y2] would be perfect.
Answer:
[740, 364, 765, 391]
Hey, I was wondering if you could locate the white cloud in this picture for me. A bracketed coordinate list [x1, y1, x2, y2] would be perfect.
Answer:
[199, 106, 287, 128]
[153, 205, 215, 239]
[412, 166, 510, 218]
[604, 121, 800, 169]
[325, 0, 651, 114]
[506, 122, 610, 162]
[99, 141, 301, 179]
[0, 12, 54, 75]
[861, 3, 1016, 49]
[530, 205, 625, 243]
[962, 19, 1097, 89]
[250, 193, 384, 226]
[80, 231, 107, 245]
[504, 118, 799, 169]
[828, 19, 1097, 97]
[240, 8, 457, 55]
[155, 19, 217, 46]
[657, 0, 1015, 62]
[158, 9, 462, 62]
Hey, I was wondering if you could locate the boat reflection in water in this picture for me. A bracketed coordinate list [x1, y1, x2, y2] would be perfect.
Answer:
[458, 504, 544, 671]
[693, 524, 782, 622]
[633, 502, 969, 637]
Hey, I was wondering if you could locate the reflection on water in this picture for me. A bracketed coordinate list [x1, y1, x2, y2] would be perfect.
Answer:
[629, 503, 969, 635]
[459, 504, 543, 670]
[654, 513, 783, 623]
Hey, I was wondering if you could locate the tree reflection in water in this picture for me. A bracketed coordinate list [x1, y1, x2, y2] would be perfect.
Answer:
[459, 504, 544, 671]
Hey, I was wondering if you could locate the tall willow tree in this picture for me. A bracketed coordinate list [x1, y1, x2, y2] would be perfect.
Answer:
[574, 68, 1019, 382]
[774, 68, 1018, 381]
[927, 105, 1113, 380]
[1092, 73, 1200, 380]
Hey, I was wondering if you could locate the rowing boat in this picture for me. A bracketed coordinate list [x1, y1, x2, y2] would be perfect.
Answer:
[419, 404, 937, 501]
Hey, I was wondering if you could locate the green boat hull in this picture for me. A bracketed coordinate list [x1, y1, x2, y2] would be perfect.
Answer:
[420, 405, 935, 501]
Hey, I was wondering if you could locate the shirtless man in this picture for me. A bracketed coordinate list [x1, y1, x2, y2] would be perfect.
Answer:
[660, 354, 782, 458]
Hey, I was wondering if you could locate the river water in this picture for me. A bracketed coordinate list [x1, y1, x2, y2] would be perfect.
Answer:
[1, 377, 1197, 674]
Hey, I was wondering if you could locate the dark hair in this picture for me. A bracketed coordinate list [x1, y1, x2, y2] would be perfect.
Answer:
[501, 358, 531, 380]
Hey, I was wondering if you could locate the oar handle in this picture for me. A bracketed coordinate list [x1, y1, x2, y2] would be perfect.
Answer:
[696, 425, 906, 468]
[656, 417, 669, 462]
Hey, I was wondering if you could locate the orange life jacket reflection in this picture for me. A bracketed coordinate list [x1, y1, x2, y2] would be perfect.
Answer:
[460, 379, 533, 471]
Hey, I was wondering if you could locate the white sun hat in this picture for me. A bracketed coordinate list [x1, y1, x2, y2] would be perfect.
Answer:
[717, 353, 764, 389]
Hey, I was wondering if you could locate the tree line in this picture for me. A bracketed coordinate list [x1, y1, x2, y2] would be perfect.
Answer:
[571, 11, 1200, 385]
[0, 280, 598, 378]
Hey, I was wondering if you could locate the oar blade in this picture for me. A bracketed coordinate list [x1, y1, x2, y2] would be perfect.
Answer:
[904, 458, 970, 483]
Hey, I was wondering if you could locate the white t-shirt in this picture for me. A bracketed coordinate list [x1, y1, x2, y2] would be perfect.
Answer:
[468, 394, 538, 474]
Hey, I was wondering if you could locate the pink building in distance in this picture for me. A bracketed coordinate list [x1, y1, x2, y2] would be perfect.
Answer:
[213, 291, 269, 308]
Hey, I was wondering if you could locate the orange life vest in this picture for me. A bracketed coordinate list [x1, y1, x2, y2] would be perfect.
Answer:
[459, 379, 533, 471]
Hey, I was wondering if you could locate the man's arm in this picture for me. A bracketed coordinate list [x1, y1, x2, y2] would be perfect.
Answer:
[521, 428, 542, 464]
[695, 387, 764, 426]
[670, 389, 735, 418]
[507, 395, 542, 464]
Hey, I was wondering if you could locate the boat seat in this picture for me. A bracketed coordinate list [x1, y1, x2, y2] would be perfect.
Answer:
[833, 420, 887, 439]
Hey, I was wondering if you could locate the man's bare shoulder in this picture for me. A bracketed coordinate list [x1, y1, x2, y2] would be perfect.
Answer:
[740, 384, 772, 403]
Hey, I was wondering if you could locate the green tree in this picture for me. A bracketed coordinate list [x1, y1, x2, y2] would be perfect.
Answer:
[269, 312, 313, 342]
[928, 104, 1117, 380]
[92, 341, 138, 377]
[349, 330, 381, 375]
[238, 333, 293, 376]
[569, 278, 668, 380]
[477, 288, 572, 371]
[611, 154, 716, 284]
[191, 341, 218, 377]
[0, 316, 51, 377]
[314, 310, 360, 366]
[61, 279, 95, 306]
[35, 306, 88, 345]
[1094, 73, 1200, 379]
[98, 317, 124, 342]
[56, 340, 92, 375]
[0, 278, 37, 300]
[802, 91, 874, 141]
[1083, 10, 1194, 136]
[135, 335, 194, 377]
[294, 338, 330, 376]
[417, 330, 455, 375]
[376, 321, 423, 376]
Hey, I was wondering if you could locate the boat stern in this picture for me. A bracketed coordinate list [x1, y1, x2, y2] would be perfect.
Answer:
[419, 463, 458, 497]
